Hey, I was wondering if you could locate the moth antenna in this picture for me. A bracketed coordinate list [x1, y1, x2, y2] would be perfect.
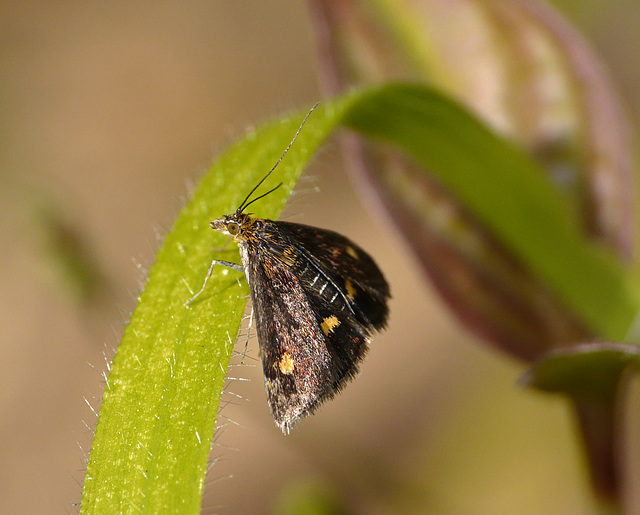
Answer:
[237, 102, 320, 213]
[240, 182, 283, 212]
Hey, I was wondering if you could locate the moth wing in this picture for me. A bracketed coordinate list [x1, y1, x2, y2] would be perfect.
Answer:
[247, 249, 369, 433]
[276, 221, 390, 330]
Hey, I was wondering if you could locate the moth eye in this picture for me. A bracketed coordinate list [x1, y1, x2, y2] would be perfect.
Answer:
[227, 221, 240, 235]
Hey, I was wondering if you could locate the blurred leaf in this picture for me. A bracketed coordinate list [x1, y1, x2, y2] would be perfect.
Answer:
[273, 478, 346, 515]
[522, 341, 640, 397]
[33, 204, 111, 306]
[522, 340, 640, 498]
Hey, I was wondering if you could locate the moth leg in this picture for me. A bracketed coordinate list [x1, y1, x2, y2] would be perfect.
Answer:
[240, 305, 254, 363]
[211, 235, 233, 252]
[185, 259, 243, 306]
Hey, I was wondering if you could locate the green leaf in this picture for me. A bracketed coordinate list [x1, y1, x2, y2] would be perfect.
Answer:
[81, 83, 640, 513]
[80, 99, 352, 513]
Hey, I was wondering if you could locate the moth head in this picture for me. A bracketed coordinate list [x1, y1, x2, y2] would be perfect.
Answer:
[209, 104, 319, 242]
[210, 213, 252, 240]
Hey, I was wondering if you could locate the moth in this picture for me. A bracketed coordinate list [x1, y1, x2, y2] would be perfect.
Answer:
[188, 105, 390, 433]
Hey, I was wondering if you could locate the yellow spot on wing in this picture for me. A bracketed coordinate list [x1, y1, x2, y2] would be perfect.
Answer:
[321, 315, 341, 335]
[346, 246, 358, 259]
[345, 279, 357, 300]
[279, 352, 295, 375]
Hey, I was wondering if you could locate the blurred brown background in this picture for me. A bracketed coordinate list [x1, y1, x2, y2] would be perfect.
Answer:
[2, 1, 639, 513]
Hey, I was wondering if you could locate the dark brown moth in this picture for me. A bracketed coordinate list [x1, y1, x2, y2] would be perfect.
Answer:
[188, 106, 390, 433]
